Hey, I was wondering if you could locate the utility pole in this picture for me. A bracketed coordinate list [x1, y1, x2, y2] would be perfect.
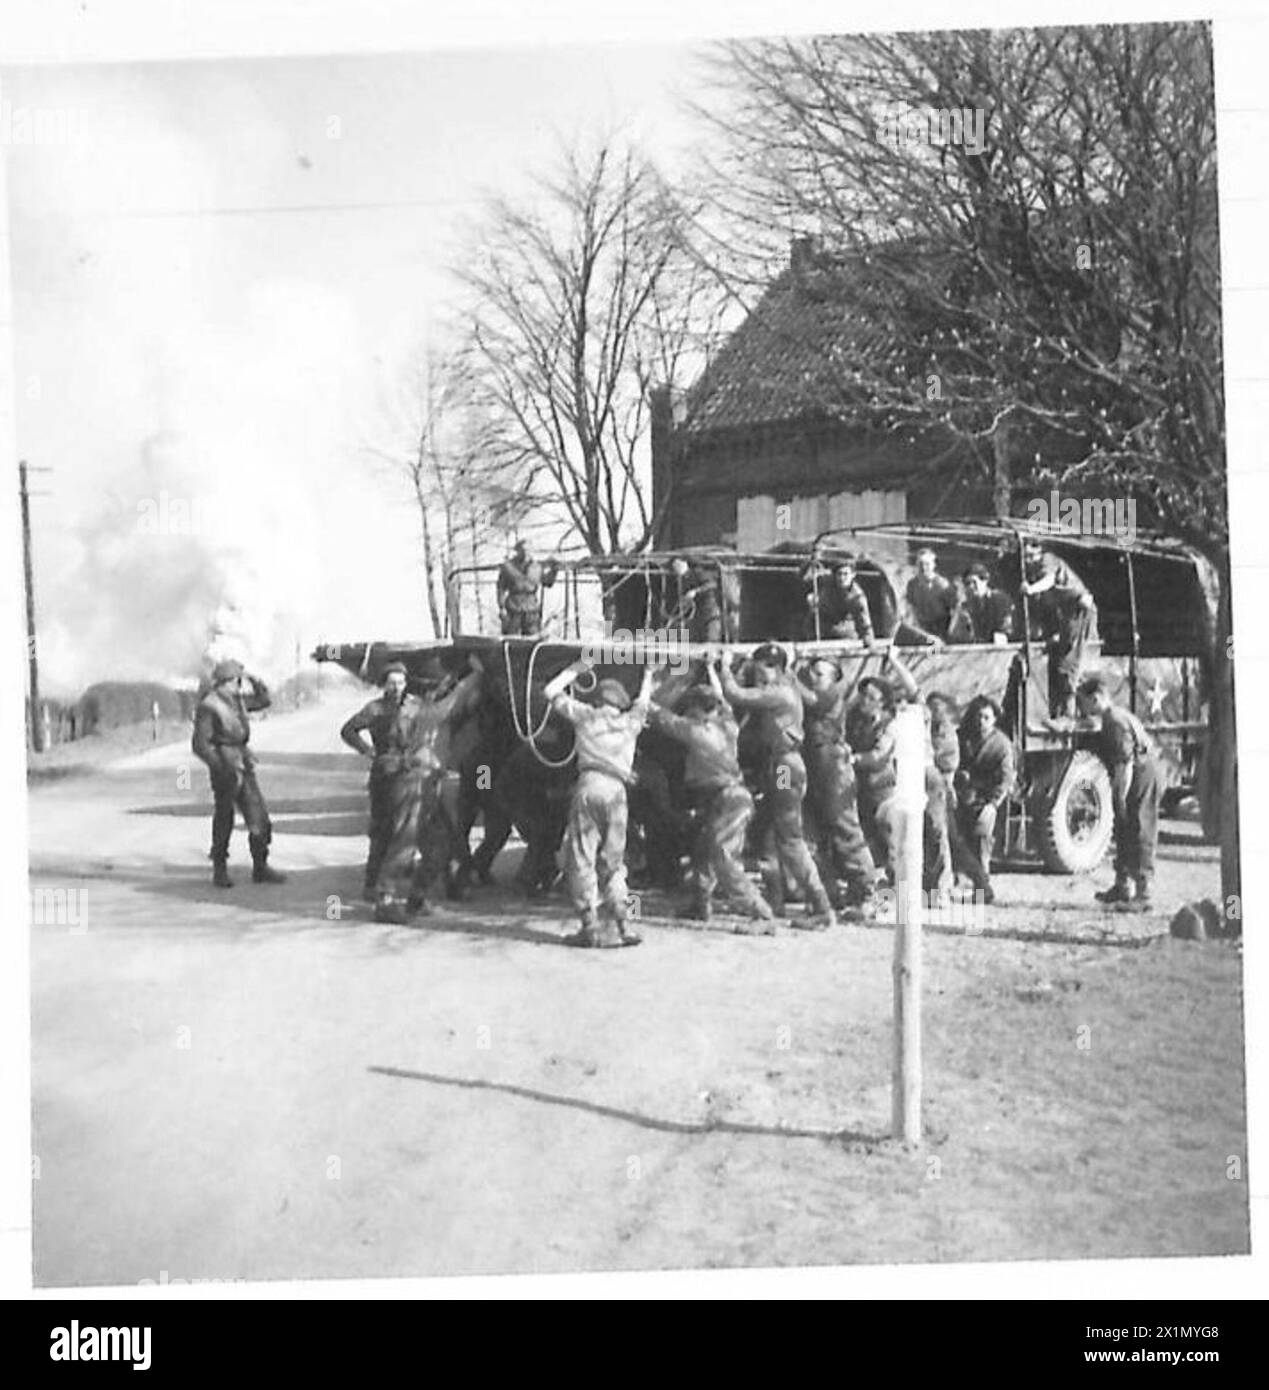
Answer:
[19, 460, 51, 752]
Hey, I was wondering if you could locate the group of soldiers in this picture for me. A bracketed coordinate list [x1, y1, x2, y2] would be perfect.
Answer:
[189, 616, 1162, 944]
[499, 535, 1099, 726]
[802, 539, 1097, 718]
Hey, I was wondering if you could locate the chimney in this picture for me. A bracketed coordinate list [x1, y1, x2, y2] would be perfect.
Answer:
[650, 385, 679, 544]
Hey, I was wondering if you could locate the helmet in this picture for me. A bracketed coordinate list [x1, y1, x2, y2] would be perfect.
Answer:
[751, 642, 787, 672]
[596, 678, 632, 711]
[211, 658, 245, 684]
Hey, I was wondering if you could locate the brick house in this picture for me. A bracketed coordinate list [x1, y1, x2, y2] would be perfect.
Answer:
[651, 237, 993, 552]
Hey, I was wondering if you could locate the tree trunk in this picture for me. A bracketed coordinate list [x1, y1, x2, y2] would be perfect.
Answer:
[1198, 566, 1240, 928]
[992, 416, 1012, 518]
[413, 466, 444, 639]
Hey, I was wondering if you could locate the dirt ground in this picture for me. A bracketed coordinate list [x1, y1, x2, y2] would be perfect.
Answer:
[27, 694, 1249, 1287]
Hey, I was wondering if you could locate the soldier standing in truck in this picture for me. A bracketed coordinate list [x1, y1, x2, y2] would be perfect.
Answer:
[903, 548, 958, 645]
[803, 556, 875, 645]
[1020, 538, 1098, 718]
[497, 539, 559, 636]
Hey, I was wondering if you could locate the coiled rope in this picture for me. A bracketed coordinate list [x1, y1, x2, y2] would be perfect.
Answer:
[502, 639, 579, 769]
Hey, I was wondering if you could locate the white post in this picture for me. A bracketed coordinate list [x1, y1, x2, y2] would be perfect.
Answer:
[891, 703, 925, 1146]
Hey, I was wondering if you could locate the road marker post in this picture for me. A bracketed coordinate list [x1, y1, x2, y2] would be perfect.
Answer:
[891, 703, 925, 1146]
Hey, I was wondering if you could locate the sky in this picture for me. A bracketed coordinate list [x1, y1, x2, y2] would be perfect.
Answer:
[2, 41, 703, 693]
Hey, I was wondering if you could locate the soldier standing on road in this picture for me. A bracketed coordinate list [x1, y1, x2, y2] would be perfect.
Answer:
[1077, 673, 1162, 911]
[846, 674, 899, 879]
[1020, 539, 1098, 718]
[923, 692, 961, 900]
[797, 655, 877, 914]
[192, 659, 285, 889]
[719, 644, 837, 929]
[545, 659, 654, 948]
[497, 539, 559, 637]
[647, 665, 775, 930]
[340, 662, 422, 909]
[952, 695, 1015, 905]
[340, 657, 484, 923]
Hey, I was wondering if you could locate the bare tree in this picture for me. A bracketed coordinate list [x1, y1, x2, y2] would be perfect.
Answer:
[365, 348, 534, 637]
[456, 138, 726, 555]
[695, 23, 1236, 918]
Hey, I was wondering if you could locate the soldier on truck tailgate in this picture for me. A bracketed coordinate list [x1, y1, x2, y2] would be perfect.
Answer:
[803, 557, 875, 645]
[659, 557, 726, 643]
[1021, 539, 1098, 718]
[340, 656, 484, 923]
[497, 539, 559, 636]
[545, 659, 654, 948]
[648, 665, 775, 930]
[192, 659, 285, 889]
[719, 644, 837, 929]
[957, 563, 1016, 644]
[797, 655, 877, 914]
[1077, 672, 1162, 911]
[903, 548, 958, 644]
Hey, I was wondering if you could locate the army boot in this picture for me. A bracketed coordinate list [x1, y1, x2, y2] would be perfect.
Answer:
[607, 901, 642, 946]
[566, 907, 601, 948]
[760, 866, 786, 918]
[798, 884, 838, 931]
[374, 894, 409, 925]
[1095, 876, 1134, 906]
[249, 835, 285, 885]
[679, 886, 713, 923]
[211, 857, 233, 889]
[732, 892, 776, 935]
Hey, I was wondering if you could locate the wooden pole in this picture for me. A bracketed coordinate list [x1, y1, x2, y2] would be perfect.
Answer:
[19, 460, 43, 752]
[891, 703, 925, 1146]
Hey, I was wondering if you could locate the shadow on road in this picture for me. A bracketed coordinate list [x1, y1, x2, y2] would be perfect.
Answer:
[253, 752, 358, 772]
[56, 862, 576, 947]
[127, 794, 367, 819]
[369, 1064, 886, 1146]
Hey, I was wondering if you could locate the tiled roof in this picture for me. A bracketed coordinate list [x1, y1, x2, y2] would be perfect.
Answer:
[680, 245, 892, 434]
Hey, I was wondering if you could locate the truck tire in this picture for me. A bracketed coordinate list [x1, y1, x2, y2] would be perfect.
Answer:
[1037, 750, 1115, 874]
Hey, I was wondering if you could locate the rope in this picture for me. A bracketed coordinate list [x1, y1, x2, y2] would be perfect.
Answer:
[502, 640, 577, 769]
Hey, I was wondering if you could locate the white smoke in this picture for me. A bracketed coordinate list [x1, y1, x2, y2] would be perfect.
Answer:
[8, 67, 379, 697]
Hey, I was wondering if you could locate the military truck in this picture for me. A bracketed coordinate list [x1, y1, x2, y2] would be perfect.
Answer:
[313, 518, 1214, 875]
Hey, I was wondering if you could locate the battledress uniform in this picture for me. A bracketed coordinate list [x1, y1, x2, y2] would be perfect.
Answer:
[905, 572, 958, 642]
[952, 724, 1015, 896]
[1024, 550, 1097, 717]
[191, 666, 279, 884]
[1094, 704, 1162, 905]
[550, 687, 651, 935]
[648, 701, 773, 922]
[341, 671, 483, 921]
[798, 673, 877, 906]
[719, 663, 835, 923]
